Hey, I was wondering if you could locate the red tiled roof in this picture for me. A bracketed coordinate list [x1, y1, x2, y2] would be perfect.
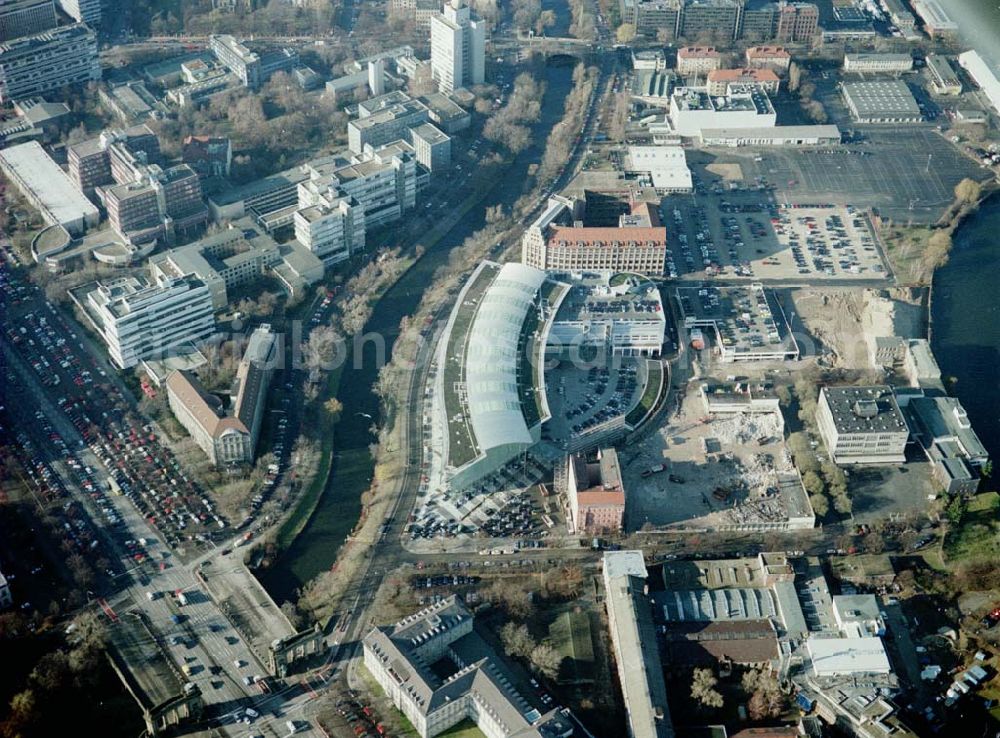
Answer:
[746, 46, 790, 58]
[678, 46, 719, 58]
[708, 68, 780, 83]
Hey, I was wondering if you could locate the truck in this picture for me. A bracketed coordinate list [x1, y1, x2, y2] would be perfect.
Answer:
[641, 464, 666, 478]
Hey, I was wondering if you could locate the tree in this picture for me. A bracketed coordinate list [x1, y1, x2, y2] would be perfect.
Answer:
[788, 62, 802, 92]
[530, 643, 564, 680]
[945, 495, 966, 525]
[691, 668, 724, 709]
[29, 652, 70, 692]
[500, 622, 536, 660]
[804, 100, 827, 123]
[615, 23, 636, 43]
[536, 9, 556, 35]
[832, 492, 852, 515]
[809, 493, 829, 518]
[324, 397, 344, 423]
[802, 470, 825, 497]
[954, 178, 982, 205]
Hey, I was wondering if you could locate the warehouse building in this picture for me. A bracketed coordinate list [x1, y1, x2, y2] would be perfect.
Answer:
[958, 50, 1000, 117]
[0, 140, 99, 235]
[626, 146, 693, 192]
[911, 0, 958, 37]
[602, 551, 675, 738]
[699, 124, 840, 147]
[926, 55, 961, 95]
[905, 394, 989, 495]
[882, 0, 917, 36]
[816, 386, 909, 465]
[843, 53, 913, 74]
[841, 80, 922, 123]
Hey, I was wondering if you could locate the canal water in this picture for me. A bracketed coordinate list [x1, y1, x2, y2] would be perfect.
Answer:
[931, 194, 1000, 466]
[260, 61, 577, 603]
[542, 0, 573, 37]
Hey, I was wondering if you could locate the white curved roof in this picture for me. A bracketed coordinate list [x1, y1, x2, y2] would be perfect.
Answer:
[464, 262, 548, 455]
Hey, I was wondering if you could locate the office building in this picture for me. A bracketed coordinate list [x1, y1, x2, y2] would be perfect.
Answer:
[207, 165, 309, 222]
[166, 325, 277, 466]
[0, 22, 99, 103]
[410, 122, 451, 171]
[670, 85, 776, 137]
[363, 597, 576, 738]
[906, 394, 988, 495]
[816, 386, 909, 464]
[149, 219, 286, 310]
[430, 0, 485, 93]
[774, 1, 817, 42]
[926, 55, 961, 95]
[843, 53, 913, 74]
[209, 34, 259, 87]
[706, 67, 780, 95]
[841, 80, 921, 123]
[83, 275, 216, 369]
[0, 140, 99, 235]
[958, 50, 1000, 117]
[740, 3, 780, 41]
[68, 123, 161, 197]
[620, 0, 681, 37]
[182, 135, 232, 179]
[293, 193, 366, 266]
[347, 92, 429, 153]
[745, 45, 791, 71]
[602, 552, 675, 738]
[565, 448, 625, 534]
[0, 0, 55, 42]
[104, 163, 207, 245]
[675, 46, 721, 75]
[911, 0, 957, 37]
[678, 0, 740, 41]
[55, 0, 100, 25]
[299, 142, 417, 230]
[419, 91, 471, 133]
[522, 196, 668, 276]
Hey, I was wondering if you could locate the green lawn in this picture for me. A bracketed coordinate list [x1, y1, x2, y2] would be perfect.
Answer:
[626, 361, 663, 428]
[436, 721, 487, 738]
[944, 491, 1000, 563]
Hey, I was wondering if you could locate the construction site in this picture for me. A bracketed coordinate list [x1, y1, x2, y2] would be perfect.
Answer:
[622, 380, 814, 532]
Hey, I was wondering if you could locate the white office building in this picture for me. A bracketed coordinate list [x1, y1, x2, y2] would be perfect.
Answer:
[84, 275, 216, 369]
[0, 23, 100, 103]
[430, 0, 485, 93]
[294, 193, 366, 266]
[816, 386, 909, 465]
[669, 85, 776, 137]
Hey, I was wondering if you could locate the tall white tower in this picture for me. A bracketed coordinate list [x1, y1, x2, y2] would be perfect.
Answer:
[430, 0, 484, 93]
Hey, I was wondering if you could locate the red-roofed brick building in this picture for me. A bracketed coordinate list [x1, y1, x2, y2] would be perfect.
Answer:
[676, 46, 722, 76]
[745, 46, 792, 72]
[566, 448, 625, 534]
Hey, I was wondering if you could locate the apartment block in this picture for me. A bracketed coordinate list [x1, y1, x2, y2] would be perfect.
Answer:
[676, 46, 721, 76]
[745, 45, 791, 71]
[0, 23, 99, 102]
[84, 275, 216, 369]
[166, 325, 277, 466]
[816, 386, 909, 465]
[0, 0, 56, 42]
[430, 0, 485, 93]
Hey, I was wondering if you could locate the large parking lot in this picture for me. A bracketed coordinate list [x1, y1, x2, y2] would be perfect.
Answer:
[663, 187, 889, 282]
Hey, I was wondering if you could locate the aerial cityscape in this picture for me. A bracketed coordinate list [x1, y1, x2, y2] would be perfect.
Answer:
[2, 0, 1000, 737]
